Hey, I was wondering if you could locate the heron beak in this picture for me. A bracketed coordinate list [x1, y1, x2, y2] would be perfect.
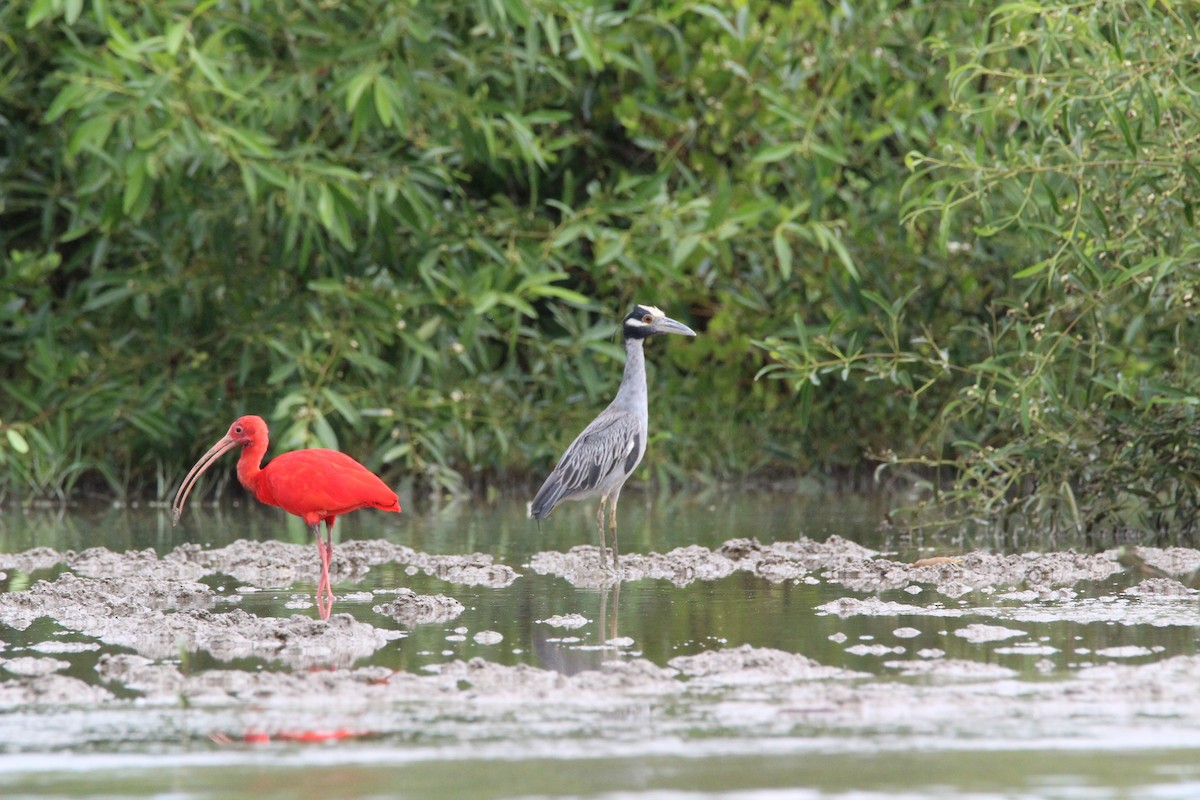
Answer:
[655, 316, 697, 337]
[171, 435, 240, 526]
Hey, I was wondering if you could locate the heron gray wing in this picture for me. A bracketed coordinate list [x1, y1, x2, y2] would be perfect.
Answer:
[529, 409, 641, 519]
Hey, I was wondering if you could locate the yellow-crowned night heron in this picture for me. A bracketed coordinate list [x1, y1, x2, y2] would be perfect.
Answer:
[530, 304, 696, 569]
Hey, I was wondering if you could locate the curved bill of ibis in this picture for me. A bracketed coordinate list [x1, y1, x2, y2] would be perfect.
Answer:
[171, 435, 241, 526]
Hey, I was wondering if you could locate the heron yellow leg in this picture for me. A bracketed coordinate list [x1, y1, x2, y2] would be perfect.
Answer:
[596, 496, 608, 566]
[608, 496, 620, 569]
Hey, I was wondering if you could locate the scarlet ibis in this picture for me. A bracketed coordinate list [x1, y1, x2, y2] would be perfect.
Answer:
[171, 415, 401, 618]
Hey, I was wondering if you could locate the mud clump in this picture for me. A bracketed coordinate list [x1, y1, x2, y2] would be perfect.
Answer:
[531, 536, 1138, 593]
[0, 572, 397, 668]
[372, 589, 465, 626]
[0, 538, 522, 591]
[883, 659, 1018, 680]
[0, 674, 114, 709]
[530, 536, 878, 588]
[1124, 577, 1195, 597]
[825, 550, 1122, 593]
[0, 573, 219, 633]
[537, 613, 589, 629]
[71, 547, 209, 582]
[1115, 546, 1200, 580]
[670, 644, 866, 684]
[816, 597, 934, 619]
[187, 610, 398, 669]
[0, 656, 70, 677]
[0, 541, 518, 671]
[82, 645, 862, 715]
[0, 547, 70, 575]
[171, 540, 320, 589]
[167, 539, 521, 589]
[952, 624, 1026, 643]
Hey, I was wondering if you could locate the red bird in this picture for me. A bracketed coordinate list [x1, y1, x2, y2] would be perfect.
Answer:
[171, 415, 401, 618]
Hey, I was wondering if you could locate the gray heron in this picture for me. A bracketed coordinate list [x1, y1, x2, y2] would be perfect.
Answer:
[530, 304, 696, 569]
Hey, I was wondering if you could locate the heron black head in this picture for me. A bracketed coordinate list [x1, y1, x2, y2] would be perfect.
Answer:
[622, 304, 697, 340]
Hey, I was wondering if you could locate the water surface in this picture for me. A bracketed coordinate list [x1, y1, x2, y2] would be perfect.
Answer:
[1, 491, 1199, 799]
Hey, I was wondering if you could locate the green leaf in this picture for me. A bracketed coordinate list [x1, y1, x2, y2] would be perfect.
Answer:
[503, 112, 546, 168]
[752, 143, 799, 164]
[5, 429, 30, 455]
[165, 21, 187, 54]
[594, 232, 626, 266]
[311, 411, 340, 450]
[345, 68, 378, 114]
[67, 115, 114, 156]
[240, 163, 258, 203]
[45, 82, 94, 122]
[692, 4, 740, 39]
[83, 284, 135, 311]
[316, 184, 336, 231]
[381, 442, 412, 462]
[568, 17, 602, 72]
[672, 234, 702, 268]
[251, 162, 289, 190]
[26, 0, 56, 28]
[123, 157, 147, 214]
[1013, 259, 1051, 279]
[808, 142, 848, 166]
[772, 228, 793, 279]
[321, 388, 362, 427]
[529, 284, 591, 305]
[188, 45, 246, 100]
[372, 75, 394, 127]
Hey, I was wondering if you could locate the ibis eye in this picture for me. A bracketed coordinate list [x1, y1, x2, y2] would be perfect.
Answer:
[642, 315, 653, 323]
[234, 426, 243, 434]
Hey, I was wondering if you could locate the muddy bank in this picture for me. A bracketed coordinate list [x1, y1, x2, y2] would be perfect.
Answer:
[0, 533, 1197, 758]
[15, 644, 856, 712]
[0, 572, 419, 669]
[0, 539, 516, 672]
[528, 535, 877, 587]
[372, 588, 465, 626]
[816, 576, 1200, 628]
[5, 538, 1189, 596]
[528, 536, 1177, 593]
[4, 642, 1200, 755]
[0, 538, 1191, 675]
[0, 540, 520, 590]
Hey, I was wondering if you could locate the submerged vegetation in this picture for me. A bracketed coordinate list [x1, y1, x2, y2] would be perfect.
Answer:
[1, 1, 1197, 539]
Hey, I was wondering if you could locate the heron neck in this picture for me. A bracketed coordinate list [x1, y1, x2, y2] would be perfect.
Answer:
[613, 336, 648, 413]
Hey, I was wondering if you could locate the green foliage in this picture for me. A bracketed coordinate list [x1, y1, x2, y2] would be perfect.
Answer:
[1, 0, 893, 501]
[3, 0, 1197, 544]
[759, 1, 1200, 540]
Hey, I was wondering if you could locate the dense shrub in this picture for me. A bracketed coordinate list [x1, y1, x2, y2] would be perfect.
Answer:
[2, 1, 1197, 541]
[758, 2, 1200, 539]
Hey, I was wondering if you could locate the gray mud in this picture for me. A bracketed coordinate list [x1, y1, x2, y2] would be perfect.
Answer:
[372, 588, 465, 626]
[0, 540, 515, 675]
[529, 536, 1145, 594]
[6, 640, 1200, 755]
[529, 535, 877, 587]
[0, 540, 520, 590]
[0, 572, 399, 668]
[1, 536, 1198, 748]
[174, 539, 521, 589]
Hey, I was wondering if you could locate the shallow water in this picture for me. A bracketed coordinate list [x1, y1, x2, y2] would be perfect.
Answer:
[1, 492, 1200, 799]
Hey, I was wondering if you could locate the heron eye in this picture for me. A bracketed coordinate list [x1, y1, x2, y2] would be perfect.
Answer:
[642, 314, 653, 323]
